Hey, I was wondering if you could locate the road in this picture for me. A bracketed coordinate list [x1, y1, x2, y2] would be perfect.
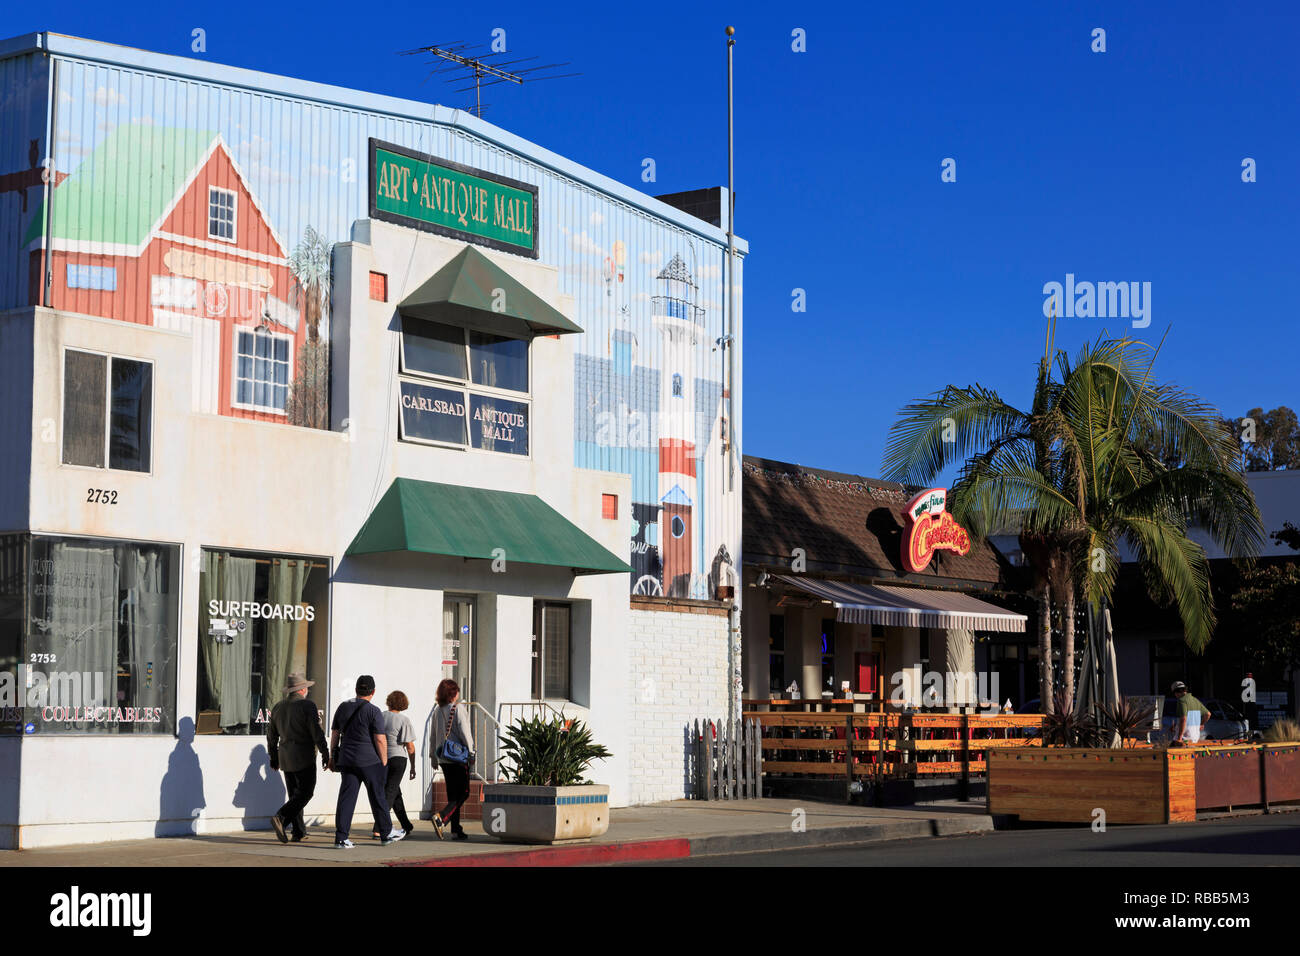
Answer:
[644, 813, 1300, 866]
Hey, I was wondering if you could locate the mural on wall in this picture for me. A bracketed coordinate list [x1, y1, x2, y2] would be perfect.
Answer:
[23, 121, 330, 428]
[574, 244, 732, 600]
[7, 59, 741, 598]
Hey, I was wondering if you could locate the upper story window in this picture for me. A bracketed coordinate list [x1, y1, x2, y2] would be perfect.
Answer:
[397, 317, 531, 456]
[208, 186, 237, 242]
[62, 349, 153, 473]
[233, 329, 291, 414]
[665, 299, 689, 320]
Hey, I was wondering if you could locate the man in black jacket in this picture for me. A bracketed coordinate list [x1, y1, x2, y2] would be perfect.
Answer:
[267, 673, 329, 843]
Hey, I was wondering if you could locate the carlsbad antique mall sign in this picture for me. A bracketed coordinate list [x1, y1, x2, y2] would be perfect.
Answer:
[902, 488, 972, 573]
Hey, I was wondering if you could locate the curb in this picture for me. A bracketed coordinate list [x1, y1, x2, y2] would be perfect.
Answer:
[387, 816, 997, 867]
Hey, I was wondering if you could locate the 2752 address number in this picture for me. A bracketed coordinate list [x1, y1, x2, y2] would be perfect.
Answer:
[87, 488, 118, 504]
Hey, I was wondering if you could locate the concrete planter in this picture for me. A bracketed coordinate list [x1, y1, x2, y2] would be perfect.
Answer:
[480, 784, 610, 844]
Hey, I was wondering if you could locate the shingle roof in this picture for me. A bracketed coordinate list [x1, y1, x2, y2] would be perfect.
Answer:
[743, 455, 1009, 589]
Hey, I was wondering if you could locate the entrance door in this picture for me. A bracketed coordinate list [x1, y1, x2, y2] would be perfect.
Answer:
[443, 595, 476, 703]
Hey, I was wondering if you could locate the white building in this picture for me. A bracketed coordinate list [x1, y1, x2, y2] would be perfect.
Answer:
[0, 33, 745, 847]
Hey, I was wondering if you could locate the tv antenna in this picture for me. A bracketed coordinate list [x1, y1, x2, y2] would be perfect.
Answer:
[400, 41, 579, 117]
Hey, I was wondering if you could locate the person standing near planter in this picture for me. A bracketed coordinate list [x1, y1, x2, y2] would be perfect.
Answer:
[330, 675, 405, 848]
[372, 690, 417, 839]
[430, 678, 475, 841]
[1169, 681, 1212, 745]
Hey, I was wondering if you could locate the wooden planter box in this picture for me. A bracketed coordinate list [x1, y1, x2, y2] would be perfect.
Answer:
[988, 748, 1194, 824]
[989, 744, 1300, 824]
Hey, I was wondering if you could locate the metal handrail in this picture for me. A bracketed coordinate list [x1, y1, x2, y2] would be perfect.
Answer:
[497, 700, 570, 728]
[465, 700, 502, 782]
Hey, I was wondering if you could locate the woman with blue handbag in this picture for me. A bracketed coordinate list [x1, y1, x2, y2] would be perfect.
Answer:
[431, 678, 475, 840]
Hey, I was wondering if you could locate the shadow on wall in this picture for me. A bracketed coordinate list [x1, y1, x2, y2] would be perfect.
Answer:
[157, 717, 205, 837]
[232, 743, 286, 830]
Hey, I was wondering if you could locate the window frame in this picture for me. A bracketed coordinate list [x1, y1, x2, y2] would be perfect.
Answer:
[15, 530, 183, 737]
[398, 318, 533, 400]
[194, 545, 333, 737]
[396, 316, 533, 459]
[60, 346, 155, 476]
[531, 600, 572, 703]
[230, 326, 294, 415]
[207, 186, 238, 243]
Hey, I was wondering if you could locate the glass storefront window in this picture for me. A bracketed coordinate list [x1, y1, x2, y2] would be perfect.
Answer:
[196, 549, 329, 735]
[0, 534, 180, 735]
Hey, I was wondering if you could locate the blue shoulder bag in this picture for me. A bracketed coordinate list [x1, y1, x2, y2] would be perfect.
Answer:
[437, 704, 470, 765]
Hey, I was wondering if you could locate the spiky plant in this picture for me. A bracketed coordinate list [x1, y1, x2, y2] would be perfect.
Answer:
[1041, 690, 1100, 748]
[497, 716, 612, 787]
[1098, 697, 1157, 747]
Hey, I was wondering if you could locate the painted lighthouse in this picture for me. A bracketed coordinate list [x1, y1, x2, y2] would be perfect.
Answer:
[654, 253, 703, 597]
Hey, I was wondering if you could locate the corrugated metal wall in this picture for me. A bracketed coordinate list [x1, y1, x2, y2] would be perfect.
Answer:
[0, 51, 49, 311]
[19, 52, 743, 599]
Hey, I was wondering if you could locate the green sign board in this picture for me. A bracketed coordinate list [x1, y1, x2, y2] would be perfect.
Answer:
[368, 139, 538, 257]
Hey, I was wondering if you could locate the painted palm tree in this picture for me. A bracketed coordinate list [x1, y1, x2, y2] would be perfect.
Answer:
[884, 326, 1264, 712]
[286, 226, 332, 429]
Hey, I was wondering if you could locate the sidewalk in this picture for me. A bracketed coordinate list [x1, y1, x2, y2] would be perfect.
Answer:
[1, 799, 998, 867]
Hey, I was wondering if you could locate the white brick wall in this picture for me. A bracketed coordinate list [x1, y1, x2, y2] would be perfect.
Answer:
[625, 607, 730, 805]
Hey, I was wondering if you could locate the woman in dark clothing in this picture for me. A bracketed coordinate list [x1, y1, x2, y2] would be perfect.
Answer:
[431, 678, 475, 840]
[374, 690, 416, 838]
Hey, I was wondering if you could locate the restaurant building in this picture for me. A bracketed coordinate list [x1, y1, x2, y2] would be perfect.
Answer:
[0, 33, 745, 847]
[741, 457, 1030, 710]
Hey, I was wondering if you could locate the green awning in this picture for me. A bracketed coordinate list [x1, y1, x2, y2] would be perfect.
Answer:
[345, 478, 631, 575]
[398, 245, 583, 338]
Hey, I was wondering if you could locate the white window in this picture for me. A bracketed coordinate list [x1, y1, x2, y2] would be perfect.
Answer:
[208, 186, 237, 242]
[233, 328, 292, 413]
[61, 349, 153, 473]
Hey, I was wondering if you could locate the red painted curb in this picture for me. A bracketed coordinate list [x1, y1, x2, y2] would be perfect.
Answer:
[387, 838, 692, 867]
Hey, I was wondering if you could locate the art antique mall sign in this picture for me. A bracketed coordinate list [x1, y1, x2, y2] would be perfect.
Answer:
[902, 488, 972, 573]
[369, 139, 538, 257]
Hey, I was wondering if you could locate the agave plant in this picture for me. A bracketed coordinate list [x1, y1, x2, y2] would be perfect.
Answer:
[1041, 690, 1100, 748]
[497, 716, 612, 787]
[1098, 697, 1157, 748]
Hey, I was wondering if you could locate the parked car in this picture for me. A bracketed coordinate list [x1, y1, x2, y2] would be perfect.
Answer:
[1200, 698, 1249, 741]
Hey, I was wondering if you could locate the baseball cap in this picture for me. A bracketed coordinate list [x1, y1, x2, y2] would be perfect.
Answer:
[1169, 680, 1187, 693]
[356, 674, 376, 696]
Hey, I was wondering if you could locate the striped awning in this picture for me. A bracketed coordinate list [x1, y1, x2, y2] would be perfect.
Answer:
[775, 575, 1026, 633]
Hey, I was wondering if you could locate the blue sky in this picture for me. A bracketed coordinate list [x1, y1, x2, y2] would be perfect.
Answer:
[8, 0, 1298, 483]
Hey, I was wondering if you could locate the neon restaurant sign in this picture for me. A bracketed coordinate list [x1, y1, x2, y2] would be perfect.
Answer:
[369, 139, 538, 258]
[902, 488, 972, 573]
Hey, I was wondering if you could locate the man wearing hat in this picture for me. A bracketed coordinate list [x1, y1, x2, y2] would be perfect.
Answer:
[1169, 681, 1212, 745]
[266, 673, 329, 843]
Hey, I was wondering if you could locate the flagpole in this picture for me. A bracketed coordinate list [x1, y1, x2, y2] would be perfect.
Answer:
[725, 24, 736, 492]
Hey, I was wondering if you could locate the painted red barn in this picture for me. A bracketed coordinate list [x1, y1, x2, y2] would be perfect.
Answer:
[25, 124, 306, 421]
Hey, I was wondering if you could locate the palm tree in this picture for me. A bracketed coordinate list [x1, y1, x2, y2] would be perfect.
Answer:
[1046, 334, 1263, 652]
[884, 326, 1264, 709]
[883, 319, 1072, 712]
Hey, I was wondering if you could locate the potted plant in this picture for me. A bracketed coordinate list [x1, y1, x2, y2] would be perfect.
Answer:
[481, 716, 613, 844]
